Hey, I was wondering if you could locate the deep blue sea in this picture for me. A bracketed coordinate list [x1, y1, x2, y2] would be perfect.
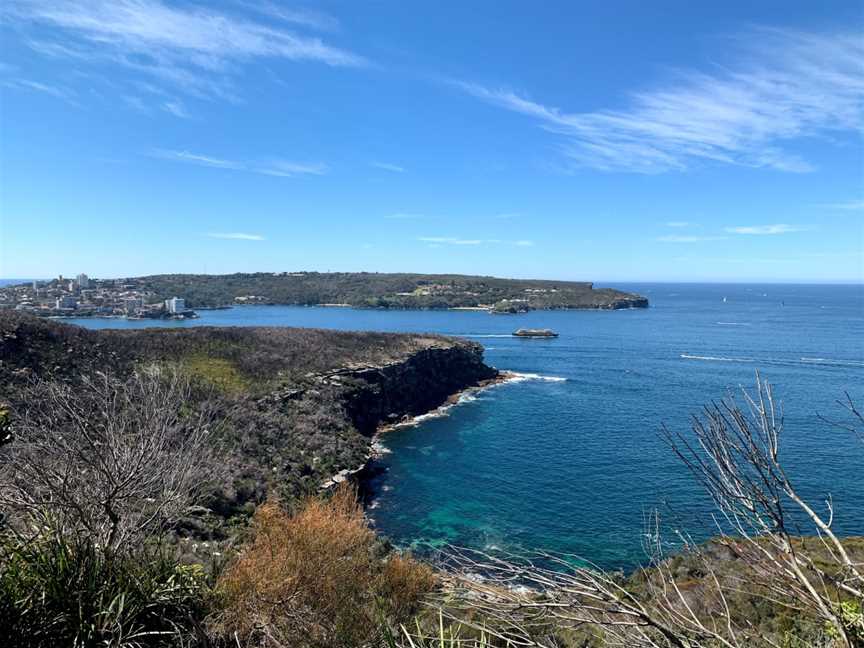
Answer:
[65, 283, 864, 569]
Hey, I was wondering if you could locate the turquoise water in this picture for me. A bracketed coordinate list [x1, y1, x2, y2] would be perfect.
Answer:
[67, 283, 864, 568]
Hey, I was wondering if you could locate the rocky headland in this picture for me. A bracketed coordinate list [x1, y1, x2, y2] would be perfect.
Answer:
[0, 312, 498, 539]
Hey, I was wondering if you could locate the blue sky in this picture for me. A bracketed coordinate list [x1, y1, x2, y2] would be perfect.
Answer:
[0, 1, 862, 282]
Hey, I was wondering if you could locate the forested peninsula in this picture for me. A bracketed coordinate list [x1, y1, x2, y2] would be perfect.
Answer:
[133, 271, 649, 311]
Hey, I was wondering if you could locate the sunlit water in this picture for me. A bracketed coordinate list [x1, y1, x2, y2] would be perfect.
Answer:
[67, 283, 864, 568]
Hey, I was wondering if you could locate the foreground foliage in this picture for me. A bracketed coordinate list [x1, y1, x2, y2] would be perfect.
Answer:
[209, 485, 436, 648]
[0, 533, 209, 648]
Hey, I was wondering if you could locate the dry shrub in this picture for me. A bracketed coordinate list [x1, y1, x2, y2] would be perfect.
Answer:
[210, 484, 436, 648]
[0, 369, 213, 553]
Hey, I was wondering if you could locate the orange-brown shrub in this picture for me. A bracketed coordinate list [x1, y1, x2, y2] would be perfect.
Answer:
[209, 484, 436, 647]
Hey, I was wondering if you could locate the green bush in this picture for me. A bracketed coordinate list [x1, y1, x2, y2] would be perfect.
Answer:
[0, 533, 210, 648]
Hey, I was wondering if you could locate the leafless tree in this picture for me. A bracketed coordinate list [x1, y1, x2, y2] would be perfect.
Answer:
[820, 393, 864, 444]
[662, 373, 863, 646]
[0, 366, 215, 553]
[403, 376, 863, 648]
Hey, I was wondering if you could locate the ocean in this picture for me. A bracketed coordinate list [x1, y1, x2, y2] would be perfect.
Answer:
[65, 283, 864, 569]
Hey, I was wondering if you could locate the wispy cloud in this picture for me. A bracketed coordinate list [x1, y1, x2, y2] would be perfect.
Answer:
[371, 162, 405, 173]
[150, 149, 328, 177]
[151, 149, 242, 169]
[125, 93, 191, 118]
[206, 232, 265, 241]
[665, 221, 692, 228]
[453, 28, 863, 173]
[2, 78, 79, 104]
[124, 95, 149, 112]
[161, 100, 190, 119]
[658, 234, 726, 243]
[254, 160, 329, 177]
[725, 224, 810, 235]
[5, 0, 366, 104]
[240, 2, 339, 32]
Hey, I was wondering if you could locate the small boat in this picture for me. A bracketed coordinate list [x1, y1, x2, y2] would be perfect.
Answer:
[512, 328, 559, 338]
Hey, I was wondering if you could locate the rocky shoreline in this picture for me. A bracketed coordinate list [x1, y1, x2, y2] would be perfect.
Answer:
[342, 368, 569, 510]
[318, 346, 502, 490]
[320, 372, 514, 491]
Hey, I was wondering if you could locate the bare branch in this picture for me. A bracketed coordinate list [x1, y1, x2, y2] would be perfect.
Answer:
[0, 367, 216, 553]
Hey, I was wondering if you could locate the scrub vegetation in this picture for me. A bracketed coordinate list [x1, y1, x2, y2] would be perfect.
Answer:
[0, 311, 491, 526]
[208, 486, 436, 648]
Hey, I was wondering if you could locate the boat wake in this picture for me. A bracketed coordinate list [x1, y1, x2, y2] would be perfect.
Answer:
[681, 354, 864, 368]
[800, 357, 864, 368]
[507, 371, 568, 382]
[681, 353, 741, 363]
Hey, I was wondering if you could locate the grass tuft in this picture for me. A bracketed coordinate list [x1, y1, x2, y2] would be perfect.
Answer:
[0, 532, 209, 648]
[179, 355, 252, 394]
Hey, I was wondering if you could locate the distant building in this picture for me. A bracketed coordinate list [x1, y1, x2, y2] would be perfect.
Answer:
[77, 273, 90, 289]
[165, 297, 185, 314]
[55, 296, 77, 310]
[124, 297, 144, 314]
[32, 280, 39, 291]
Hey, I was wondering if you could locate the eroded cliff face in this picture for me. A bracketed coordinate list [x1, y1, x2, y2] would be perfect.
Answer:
[322, 342, 498, 436]
[220, 338, 498, 497]
[312, 341, 498, 492]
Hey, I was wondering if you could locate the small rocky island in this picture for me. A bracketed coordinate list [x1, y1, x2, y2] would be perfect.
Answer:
[513, 328, 559, 338]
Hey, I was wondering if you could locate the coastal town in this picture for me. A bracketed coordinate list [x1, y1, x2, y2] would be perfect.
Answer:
[0, 274, 197, 320]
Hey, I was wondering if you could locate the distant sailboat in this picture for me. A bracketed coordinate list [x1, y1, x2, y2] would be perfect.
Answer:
[722, 296, 727, 303]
